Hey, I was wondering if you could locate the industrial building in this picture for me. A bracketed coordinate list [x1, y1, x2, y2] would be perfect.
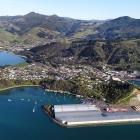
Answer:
[43, 104, 140, 127]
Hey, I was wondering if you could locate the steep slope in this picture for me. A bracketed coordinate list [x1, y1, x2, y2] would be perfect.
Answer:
[0, 28, 17, 41]
[23, 39, 140, 70]
[87, 16, 140, 40]
[0, 12, 81, 35]
[1, 13, 140, 47]
[0, 14, 140, 42]
[1, 13, 140, 71]
[0, 12, 99, 47]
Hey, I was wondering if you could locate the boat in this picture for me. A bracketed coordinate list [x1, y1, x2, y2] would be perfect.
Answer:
[33, 107, 35, 113]
[32, 101, 37, 112]
[8, 99, 12, 102]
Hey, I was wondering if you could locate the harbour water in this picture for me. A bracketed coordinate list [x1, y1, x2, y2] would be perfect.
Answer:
[0, 51, 25, 66]
[129, 80, 140, 87]
[0, 86, 140, 140]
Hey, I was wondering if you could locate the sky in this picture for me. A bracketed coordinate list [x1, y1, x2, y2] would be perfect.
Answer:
[0, 0, 139, 20]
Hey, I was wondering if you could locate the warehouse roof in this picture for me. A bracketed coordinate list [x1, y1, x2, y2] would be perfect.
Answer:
[54, 104, 99, 113]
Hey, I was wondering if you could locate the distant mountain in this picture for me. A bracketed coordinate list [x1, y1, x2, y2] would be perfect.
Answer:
[0, 12, 80, 35]
[87, 16, 140, 40]
[0, 12, 101, 46]
[1, 13, 140, 70]
[0, 13, 140, 42]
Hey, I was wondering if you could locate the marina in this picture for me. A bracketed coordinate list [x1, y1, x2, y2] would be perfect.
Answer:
[0, 1, 140, 139]
[0, 86, 140, 140]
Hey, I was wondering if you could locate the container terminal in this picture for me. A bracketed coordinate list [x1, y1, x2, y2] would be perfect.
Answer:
[42, 104, 140, 127]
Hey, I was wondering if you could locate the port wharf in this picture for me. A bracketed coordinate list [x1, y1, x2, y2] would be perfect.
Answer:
[42, 104, 140, 127]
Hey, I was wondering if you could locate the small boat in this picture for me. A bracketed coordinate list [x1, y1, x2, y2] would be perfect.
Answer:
[33, 107, 35, 113]
[8, 99, 12, 102]
[20, 99, 24, 101]
[33, 101, 37, 112]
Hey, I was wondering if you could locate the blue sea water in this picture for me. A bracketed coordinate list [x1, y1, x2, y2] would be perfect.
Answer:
[0, 87, 140, 140]
[129, 80, 140, 87]
[0, 51, 25, 66]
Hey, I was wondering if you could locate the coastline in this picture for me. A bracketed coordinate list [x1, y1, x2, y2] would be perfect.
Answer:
[1, 50, 27, 59]
[42, 105, 140, 128]
[1, 83, 140, 128]
[45, 89, 84, 98]
[0, 84, 83, 100]
[0, 78, 138, 101]
[0, 84, 40, 92]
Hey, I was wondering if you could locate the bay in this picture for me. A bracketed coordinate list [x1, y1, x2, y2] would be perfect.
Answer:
[0, 51, 25, 66]
[0, 87, 140, 140]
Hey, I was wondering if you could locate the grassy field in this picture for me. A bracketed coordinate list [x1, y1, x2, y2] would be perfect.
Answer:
[117, 88, 140, 105]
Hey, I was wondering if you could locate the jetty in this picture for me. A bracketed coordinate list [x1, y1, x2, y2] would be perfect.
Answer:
[43, 104, 140, 127]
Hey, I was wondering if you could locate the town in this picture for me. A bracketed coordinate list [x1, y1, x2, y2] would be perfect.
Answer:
[0, 62, 139, 82]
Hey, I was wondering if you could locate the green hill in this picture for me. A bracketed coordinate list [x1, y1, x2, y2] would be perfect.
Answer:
[23, 39, 140, 70]
[88, 16, 140, 40]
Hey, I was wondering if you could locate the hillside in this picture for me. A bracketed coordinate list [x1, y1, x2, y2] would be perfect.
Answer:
[22, 39, 140, 70]
[1, 13, 140, 47]
[0, 12, 102, 48]
[7, 12, 80, 35]
[0, 13, 140, 42]
[87, 16, 140, 40]
[1, 13, 140, 70]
